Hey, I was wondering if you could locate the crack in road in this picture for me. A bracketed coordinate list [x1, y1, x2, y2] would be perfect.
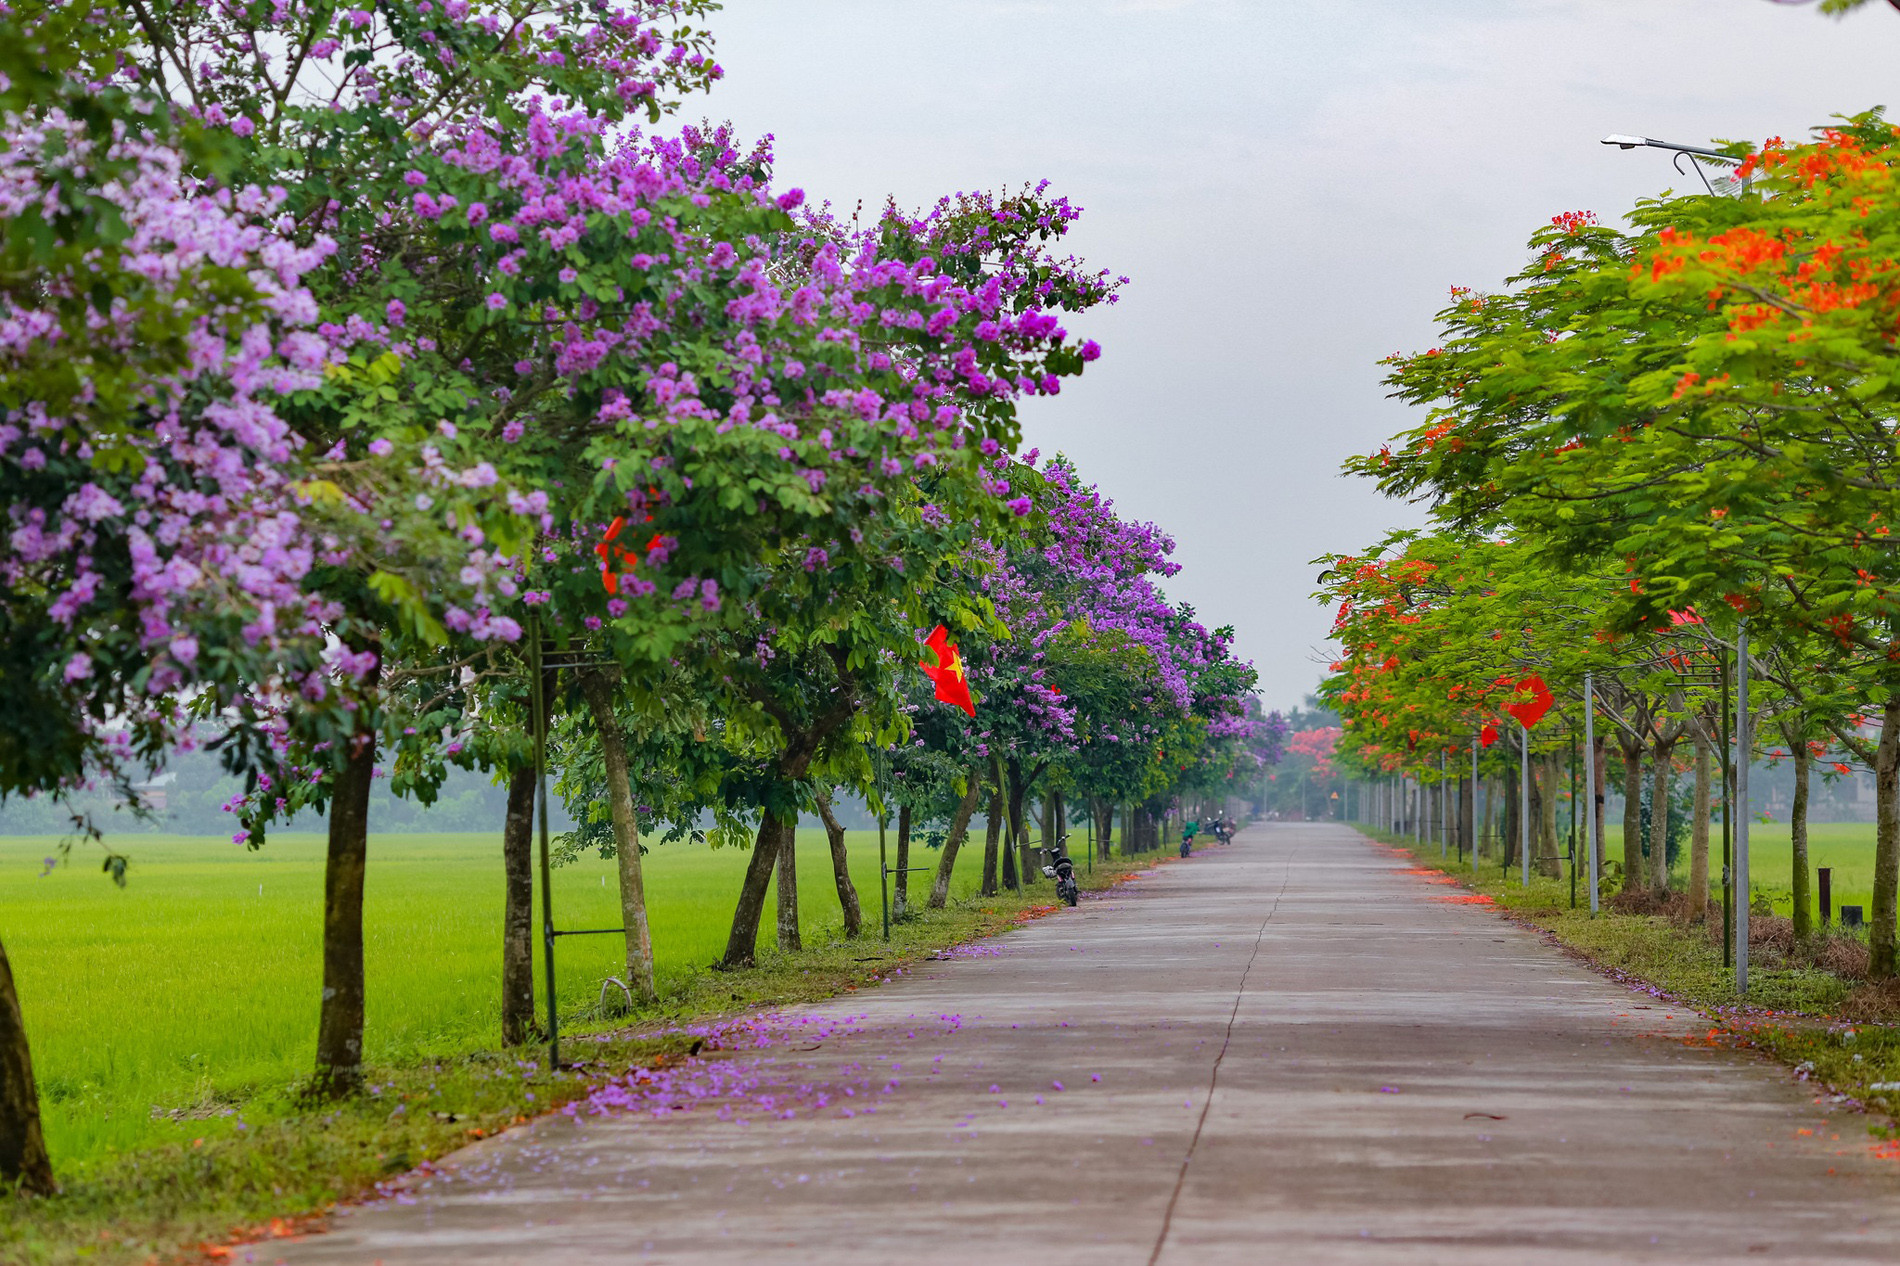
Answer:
[1148, 844, 1298, 1266]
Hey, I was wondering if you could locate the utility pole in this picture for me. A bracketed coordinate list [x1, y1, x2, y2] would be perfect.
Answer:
[1583, 672, 1599, 913]
[1735, 620, 1752, 996]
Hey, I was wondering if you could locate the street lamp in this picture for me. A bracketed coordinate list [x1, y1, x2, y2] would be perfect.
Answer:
[1601, 134, 1748, 197]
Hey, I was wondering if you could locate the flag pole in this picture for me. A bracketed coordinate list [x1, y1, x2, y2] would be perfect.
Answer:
[1520, 721, 1531, 889]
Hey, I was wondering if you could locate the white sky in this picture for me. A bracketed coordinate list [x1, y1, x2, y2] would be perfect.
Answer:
[700, 0, 1900, 712]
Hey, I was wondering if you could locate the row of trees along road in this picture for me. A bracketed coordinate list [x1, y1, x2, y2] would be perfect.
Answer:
[0, 3, 1281, 1193]
[1318, 106, 1900, 998]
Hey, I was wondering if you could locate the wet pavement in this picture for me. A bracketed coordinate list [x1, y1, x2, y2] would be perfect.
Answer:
[268, 822, 1900, 1264]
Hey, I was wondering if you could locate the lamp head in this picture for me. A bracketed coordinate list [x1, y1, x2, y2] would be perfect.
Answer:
[1601, 133, 1648, 150]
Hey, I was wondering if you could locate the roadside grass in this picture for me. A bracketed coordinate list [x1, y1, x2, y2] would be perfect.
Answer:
[0, 827, 1148, 1265]
[1367, 827, 1900, 1138]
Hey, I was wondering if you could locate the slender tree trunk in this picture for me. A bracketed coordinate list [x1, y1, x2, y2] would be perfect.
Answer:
[1689, 730, 1712, 924]
[929, 773, 985, 909]
[0, 933, 54, 1195]
[313, 721, 376, 1099]
[775, 815, 800, 952]
[1649, 741, 1676, 899]
[1501, 768, 1518, 871]
[721, 809, 788, 969]
[1479, 775, 1494, 859]
[815, 792, 862, 936]
[1007, 761, 1031, 886]
[1593, 735, 1608, 879]
[893, 803, 912, 917]
[1537, 757, 1561, 878]
[980, 785, 1003, 896]
[578, 670, 656, 1001]
[1872, 696, 1900, 978]
[1621, 741, 1645, 898]
[1791, 741, 1812, 942]
[500, 765, 536, 1046]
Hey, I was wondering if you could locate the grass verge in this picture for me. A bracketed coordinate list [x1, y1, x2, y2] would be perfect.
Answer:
[1364, 828, 1900, 1141]
[0, 845, 1159, 1265]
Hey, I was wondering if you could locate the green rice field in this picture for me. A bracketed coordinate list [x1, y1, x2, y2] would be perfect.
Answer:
[0, 827, 1004, 1173]
[1516, 821, 1884, 916]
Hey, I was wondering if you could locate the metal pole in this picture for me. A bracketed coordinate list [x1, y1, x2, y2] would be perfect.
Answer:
[1735, 620, 1751, 997]
[530, 622, 559, 1072]
[1521, 722, 1532, 889]
[1584, 672, 1599, 913]
[1721, 651, 1733, 969]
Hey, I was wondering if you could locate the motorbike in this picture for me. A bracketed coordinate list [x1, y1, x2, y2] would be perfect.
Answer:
[1040, 834, 1080, 907]
[1210, 818, 1235, 845]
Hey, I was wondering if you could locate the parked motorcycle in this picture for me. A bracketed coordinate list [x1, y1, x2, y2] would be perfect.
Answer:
[1040, 834, 1080, 906]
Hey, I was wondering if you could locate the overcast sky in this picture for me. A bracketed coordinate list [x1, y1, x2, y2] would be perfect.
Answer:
[700, 0, 1900, 713]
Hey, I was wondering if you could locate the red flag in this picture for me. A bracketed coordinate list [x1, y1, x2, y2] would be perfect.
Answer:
[1501, 674, 1555, 729]
[920, 625, 976, 717]
[596, 516, 632, 594]
[1480, 723, 1499, 748]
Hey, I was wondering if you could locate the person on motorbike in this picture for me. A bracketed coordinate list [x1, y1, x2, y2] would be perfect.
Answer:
[1181, 817, 1199, 858]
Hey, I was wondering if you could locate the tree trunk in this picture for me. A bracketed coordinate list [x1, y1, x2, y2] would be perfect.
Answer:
[1689, 730, 1712, 924]
[1458, 774, 1474, 858]
[1007, 760, 1031, 887]
[1872, 695, 1900, 978]
[1649, 741, 1675, 899]
[980, 785, 1003, 896]
[721, 810, 788, 969]
[1791, 740, 1812, 942]
[1537, 757, 1561, 878]
[775, 815, 800, 952]
[1501, 767, 1518, 871]
[815, 792, 862, 937]
[1593, 735, 1608, 879]
[0, 933, 54, 1195]
[578, 670, 657, 1001]
[1479, 775, 1494, 859]
[1621, 740, 1645, 898]
[500, 764, 536, 1046]
[893, 803, 912, 917]
[313, 720, 376, 1099]
[929, 772, 985, 909]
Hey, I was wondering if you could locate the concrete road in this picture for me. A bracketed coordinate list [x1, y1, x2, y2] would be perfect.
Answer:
[272, 823, 1900, 1265]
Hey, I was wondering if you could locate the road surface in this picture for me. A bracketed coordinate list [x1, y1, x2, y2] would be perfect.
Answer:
[273, 822, 1900, 1264]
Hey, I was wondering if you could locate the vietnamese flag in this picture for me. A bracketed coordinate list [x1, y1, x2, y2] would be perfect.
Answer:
[596, 516, 633, 594]
[1501, 674, 1555, 730]
[1480, 723, 1499, 748]
[920, 625, 976, 717]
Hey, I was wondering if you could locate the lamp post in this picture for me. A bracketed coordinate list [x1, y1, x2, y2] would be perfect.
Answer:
[1600, 133, 1748, 197]
[1735, 620, 1752, 997]
[1583, 672, 1599, 913]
